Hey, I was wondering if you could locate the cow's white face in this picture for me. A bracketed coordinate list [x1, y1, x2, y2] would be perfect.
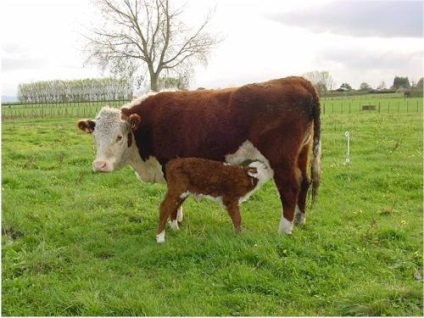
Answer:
[78, 106, 141, 172]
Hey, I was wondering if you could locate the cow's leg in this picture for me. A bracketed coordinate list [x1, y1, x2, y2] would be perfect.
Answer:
[224, 198, 242, 234]
[295, 144, 312, 225]
[157, 191, 184, 243]
[273, 164, 301, 235]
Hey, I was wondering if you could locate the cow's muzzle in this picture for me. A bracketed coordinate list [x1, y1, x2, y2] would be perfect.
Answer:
[93, 160, 110, 172]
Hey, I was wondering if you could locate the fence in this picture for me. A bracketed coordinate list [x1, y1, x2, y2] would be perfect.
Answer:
[1, 100, 130, 119]
[1, 96, 423, 119]
[321, 98, 423, 114]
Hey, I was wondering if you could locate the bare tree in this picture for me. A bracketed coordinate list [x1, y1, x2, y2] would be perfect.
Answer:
[303, 71, 335, 96]
[84, 0, 220, 91]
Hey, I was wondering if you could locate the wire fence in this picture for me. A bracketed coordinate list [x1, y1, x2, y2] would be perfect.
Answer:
[1, 100, 130, 120]
[1, 96, 423, 120]
[321, 98, 423, 114]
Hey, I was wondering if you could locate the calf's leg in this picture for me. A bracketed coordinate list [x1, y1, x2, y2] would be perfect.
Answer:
[169, 199, 187, 230]
[224, 198, 242, 234]
[157, 191, 184, 243]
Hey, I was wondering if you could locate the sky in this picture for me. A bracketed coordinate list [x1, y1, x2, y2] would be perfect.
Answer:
[1, 0, 423, 97]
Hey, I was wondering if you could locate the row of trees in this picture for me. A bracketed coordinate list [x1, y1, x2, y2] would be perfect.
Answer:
[17, 72, 420, 104]
[357, 77, 423, 92]
[340, 77, 423, 92]
[302, 71, 423, 95]
[17, 78, 132, 103]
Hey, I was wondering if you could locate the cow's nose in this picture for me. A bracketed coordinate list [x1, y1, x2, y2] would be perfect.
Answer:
[93, 160, 107, 172]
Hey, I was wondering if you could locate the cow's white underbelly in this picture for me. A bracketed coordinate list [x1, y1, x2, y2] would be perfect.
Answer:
[225, 140, 274, 176]
[128, 140, 273, 185]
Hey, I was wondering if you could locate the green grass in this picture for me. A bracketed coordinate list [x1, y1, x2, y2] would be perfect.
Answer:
[2, 112, 423, 316]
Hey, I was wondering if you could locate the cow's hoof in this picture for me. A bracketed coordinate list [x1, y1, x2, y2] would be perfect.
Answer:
[156, 231, 165, 243]
[294, 212, 306, 225]
[278, 217, 293, 235]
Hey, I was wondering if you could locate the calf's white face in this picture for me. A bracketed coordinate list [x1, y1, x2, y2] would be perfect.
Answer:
[77, 107, 140, 172]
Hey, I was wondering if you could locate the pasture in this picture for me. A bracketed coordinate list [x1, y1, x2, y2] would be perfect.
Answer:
[2, 104, 423, 315]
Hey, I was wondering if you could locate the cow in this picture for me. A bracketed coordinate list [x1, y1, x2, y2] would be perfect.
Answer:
[77, 76, 321, 235]
[156, 158, 271, 243]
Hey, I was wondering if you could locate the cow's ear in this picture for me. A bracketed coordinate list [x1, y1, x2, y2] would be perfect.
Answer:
[77, 120, 96, 134]
[128, 114, 141, 131]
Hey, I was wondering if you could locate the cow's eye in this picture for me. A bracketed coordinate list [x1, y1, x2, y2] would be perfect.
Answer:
[116, 135, 123, 142]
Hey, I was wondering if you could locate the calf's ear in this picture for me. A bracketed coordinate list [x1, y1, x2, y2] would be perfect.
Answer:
[128, 114, 141, 131]
[247, 167, 258, 177]
[77, 120, 96, 133]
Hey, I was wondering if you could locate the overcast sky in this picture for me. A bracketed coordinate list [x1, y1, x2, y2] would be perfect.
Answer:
[1, 0, 423, 96]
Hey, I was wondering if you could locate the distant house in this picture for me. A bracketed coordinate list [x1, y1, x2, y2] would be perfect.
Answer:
[335, 87, 349, 92]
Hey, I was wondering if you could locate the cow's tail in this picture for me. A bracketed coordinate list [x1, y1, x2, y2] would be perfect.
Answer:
[310, 83, 321, 202]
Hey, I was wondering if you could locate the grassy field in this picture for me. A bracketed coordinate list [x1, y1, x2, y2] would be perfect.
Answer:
[2, 111, 423, 316]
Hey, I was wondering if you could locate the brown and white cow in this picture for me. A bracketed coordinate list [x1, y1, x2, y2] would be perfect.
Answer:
[157, 158, 271, 243]
[77, 76, 321, 235]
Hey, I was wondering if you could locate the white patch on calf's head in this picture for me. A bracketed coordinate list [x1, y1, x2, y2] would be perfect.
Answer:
[225, 141, 274, 202]
[225, 141, 274, 179]
[248, 161, 273, 187]
[239, 161, 272, 204]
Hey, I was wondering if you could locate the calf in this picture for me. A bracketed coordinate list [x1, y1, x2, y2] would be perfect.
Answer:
[156, 158, 271, 243]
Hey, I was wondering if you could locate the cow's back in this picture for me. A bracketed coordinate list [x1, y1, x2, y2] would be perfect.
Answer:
[121, 77, 317, 165]
[123, 88, 248, 162]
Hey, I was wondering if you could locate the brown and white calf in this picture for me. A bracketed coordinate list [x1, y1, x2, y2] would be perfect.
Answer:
[156, 158, 271, 243]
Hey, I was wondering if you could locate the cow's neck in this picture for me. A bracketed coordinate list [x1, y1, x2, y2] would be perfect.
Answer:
[127, 143, 166, 184]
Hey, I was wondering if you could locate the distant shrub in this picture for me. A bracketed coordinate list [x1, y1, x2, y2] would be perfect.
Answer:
[405, 89, 423, 98]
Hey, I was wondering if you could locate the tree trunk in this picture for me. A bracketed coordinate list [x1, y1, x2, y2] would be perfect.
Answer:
[150, 73, 159, 92]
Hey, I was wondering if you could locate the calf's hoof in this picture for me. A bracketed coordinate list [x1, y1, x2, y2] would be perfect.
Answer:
[169, 219, 180, 231]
